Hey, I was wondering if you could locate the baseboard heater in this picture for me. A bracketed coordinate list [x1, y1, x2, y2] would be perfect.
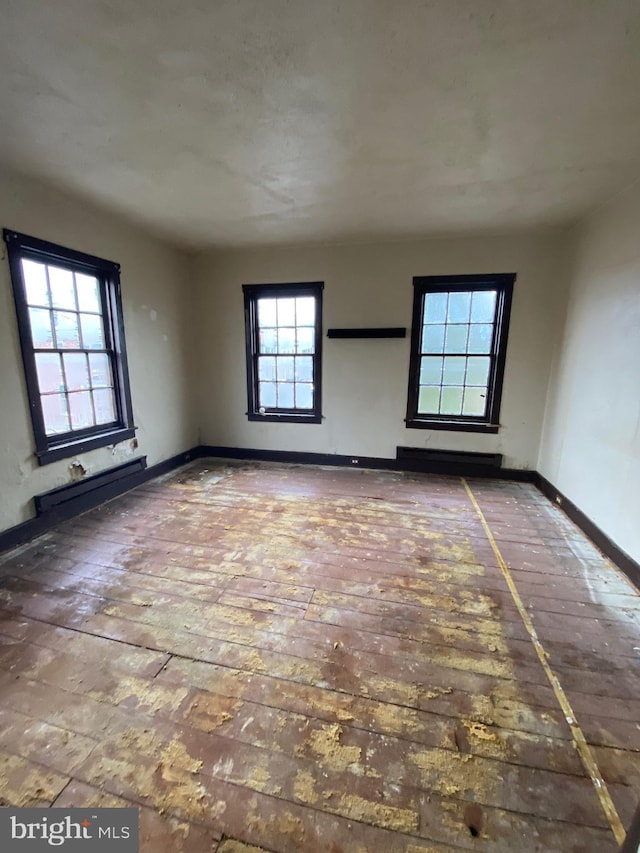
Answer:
[34, 457, 148, 517]
[396, 446, 503, 471]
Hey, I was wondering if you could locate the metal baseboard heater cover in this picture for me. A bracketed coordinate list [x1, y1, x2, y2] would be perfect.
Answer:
[396, 447, 503, 468]
[34, 457, 147, 515]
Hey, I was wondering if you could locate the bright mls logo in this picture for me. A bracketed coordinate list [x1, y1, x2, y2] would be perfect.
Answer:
[0, 808, 139, 851]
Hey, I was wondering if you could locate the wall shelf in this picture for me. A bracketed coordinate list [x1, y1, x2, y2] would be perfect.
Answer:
[327, 327, 406, 339]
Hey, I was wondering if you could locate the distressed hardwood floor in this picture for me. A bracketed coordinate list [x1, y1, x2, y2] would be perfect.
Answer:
[0, 460, 638, 852]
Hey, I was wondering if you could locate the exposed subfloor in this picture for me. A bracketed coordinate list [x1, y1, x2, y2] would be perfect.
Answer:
[0, 460, 638, 852]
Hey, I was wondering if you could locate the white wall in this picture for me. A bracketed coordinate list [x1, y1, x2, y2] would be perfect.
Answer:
[194, 233, 565, 469]
[538, 184, 640, 564]
[0, 167, 197, 533]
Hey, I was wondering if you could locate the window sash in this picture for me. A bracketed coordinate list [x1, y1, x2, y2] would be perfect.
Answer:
[243, 282, 323, 423]
[4, 229, 135, 464]
[406, 275, 514, 432]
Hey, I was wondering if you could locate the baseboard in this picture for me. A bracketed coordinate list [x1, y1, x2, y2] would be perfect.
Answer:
[0, 449, 196, 555]
[198, 444, 537, 481]
[536, 474, 640, 590]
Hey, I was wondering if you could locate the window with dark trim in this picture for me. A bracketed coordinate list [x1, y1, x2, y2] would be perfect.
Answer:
[243, 282, 323, 423]
[406, 274, 515, 433]
[4, 229, 136, 465]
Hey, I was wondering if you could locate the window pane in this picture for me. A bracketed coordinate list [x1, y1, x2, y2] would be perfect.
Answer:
[468, 324, 493, 354]
[35, 353, 63, 394]
[420, 356, 442, 385]
[471, 290, 496, 323]
[444, 324, 468, 353]
[259, 382, 276, 408]
[257, 298, 277, 327]
[447, 292, 471, 323]
[423, 292, 447, 324]
[418, 386, 440, 414]
[277, 328, 295, 354]
[29, 307, 54, 348]
[54, 311, 81, 349]
[466, 356, 490, 387]
[409, 279, 512, 428]
[440, 386, 464, 415]
[63, 352, 90, 391]
[259, 328, 277, 354]
[41, 393, 70, 435]
[79, 313, 105, 349]
[76, 273, 101, 313]
[68, 391, 94, 429]
[463, 387, 487, 416]
[88, 353, 112, 388]
[276, 356, 295, 382]
[296, 297, 315, 326]
[49, 266, 76, 310]
[247, 283, 322, 420]
[277, 298, 295, 326]
[258, 356, 276, 381]
[277, 382, 294, 408]
[295, 383, 313, 409]
[295, 356, 313, 382]
[422, 324, 445, 353]
[22, 260, 49, 306]
[92, 388, 116, 424]
[296, 327, 315, 353]
[442, 356, 466, 385]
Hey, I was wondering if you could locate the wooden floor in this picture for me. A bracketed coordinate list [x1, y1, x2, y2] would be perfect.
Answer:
[0, 460, 638, 852]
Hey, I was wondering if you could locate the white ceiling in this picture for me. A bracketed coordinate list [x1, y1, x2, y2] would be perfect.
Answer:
[1, 1, 640, 249]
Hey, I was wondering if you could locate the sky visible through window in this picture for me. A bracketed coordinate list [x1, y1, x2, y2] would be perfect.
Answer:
[418, 289, 497, 418]
[256, 295, 316, 411]
[22, 258, 116, 435]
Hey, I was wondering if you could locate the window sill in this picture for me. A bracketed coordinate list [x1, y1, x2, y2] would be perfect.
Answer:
[36, 426, 137, 465]
[405, 418, 500, 434]
[247, 413, 322, 425]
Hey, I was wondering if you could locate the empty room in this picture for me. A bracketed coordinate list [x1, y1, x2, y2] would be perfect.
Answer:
[0, 2, 639, 852]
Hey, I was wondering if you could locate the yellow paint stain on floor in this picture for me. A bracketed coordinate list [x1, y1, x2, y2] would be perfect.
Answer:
[423, 686, 454, 700]
[0, 751, 68, 806]
[364, 674, 419, 707]
[108, 677, 190, 716]
[463, 719, 500, 743]
[246, 763, 276, 794]
[302, 723, 362, 773]
[275, 811, 306, 844]
[185, 693, 243, 733]
[88, 729, 218, 823]
[242, 650, 267, 673]
[337, 792, 419, 833]
[293, 769, 319, 804]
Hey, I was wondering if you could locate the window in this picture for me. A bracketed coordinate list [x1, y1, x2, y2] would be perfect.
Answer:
[406, 274, 515, 432]
[243, 282, 323, 423]
[4, 230, 135, 464]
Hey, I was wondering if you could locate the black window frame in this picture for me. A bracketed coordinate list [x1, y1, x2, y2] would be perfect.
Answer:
[405, 273, 515, 433]
[4, 229, 136, 465]
[243, 281, 324, 424]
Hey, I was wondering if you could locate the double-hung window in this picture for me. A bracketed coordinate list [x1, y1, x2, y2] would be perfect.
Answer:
[4, 230, 135, 464]
[243, 282, 323, 423]
[406, 274, 515, 432]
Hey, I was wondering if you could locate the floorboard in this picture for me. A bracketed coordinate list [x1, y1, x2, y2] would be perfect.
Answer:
[0, 459, 638, 851]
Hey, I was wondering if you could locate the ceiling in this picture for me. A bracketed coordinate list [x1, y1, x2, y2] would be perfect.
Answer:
[1, 0, 640, 249]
